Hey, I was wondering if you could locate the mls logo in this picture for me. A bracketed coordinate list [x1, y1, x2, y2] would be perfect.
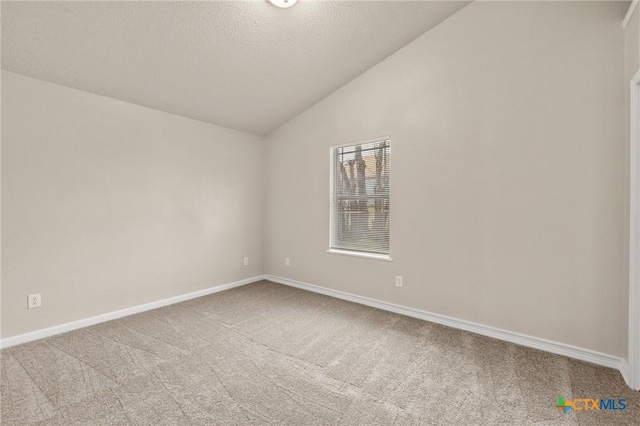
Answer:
[555, 396, 627, 414]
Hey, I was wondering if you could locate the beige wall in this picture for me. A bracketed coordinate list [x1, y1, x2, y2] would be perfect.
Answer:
[1, 1, 630, 360]
[1, 67, 3, 342]
[1, 71, 265, 338]
[265, 1, 627, 356]
[624, 1, 640, 363]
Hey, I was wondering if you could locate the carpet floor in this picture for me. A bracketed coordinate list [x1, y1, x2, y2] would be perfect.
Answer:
[1, 280, 638, 425]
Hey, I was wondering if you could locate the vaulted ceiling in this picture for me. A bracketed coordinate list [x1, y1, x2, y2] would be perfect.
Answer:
[1, 1, 470, 136]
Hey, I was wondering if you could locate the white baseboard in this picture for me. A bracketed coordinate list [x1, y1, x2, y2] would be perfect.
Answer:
[620, 359, 631, 388]
[3, 273, 633, 390]
[0, 275, 266, 349]
[266, 275, 631, 387]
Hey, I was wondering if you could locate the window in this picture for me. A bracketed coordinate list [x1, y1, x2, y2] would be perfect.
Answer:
[330, 137, 390, 258]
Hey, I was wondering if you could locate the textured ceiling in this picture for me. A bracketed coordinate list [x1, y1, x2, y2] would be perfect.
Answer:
[1, 1, 470, 136]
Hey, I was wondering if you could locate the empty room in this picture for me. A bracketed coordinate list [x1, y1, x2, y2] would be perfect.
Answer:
[1, 0, 640, 424]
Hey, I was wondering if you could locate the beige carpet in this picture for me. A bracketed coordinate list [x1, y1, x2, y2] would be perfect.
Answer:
[1, 280, 638, 425]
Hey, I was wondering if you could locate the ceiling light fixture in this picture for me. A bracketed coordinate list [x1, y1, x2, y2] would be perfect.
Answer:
[268, 0, 298, 8]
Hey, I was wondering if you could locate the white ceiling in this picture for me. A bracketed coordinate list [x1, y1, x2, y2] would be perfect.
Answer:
[1, 1, 470, 136]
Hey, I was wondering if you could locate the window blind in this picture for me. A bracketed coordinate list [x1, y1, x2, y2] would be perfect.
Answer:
[330, 139, 390, 255]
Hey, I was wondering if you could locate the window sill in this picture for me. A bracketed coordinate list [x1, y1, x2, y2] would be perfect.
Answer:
[326, 249, 392, 262]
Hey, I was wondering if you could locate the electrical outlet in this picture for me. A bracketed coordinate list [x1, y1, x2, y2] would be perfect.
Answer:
[395, 276, 403, 288]
[244, 257, 249, 266]
[27, 293, 41, 309]
[285, 257, 290, 266]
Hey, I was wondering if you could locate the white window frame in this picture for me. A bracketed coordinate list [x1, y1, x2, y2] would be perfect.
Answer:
[327, 136, 392, 261]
